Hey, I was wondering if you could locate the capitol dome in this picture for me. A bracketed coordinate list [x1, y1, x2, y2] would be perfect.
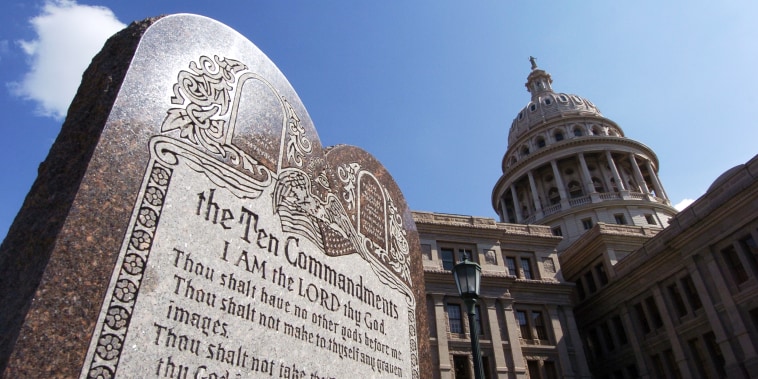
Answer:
[492, 58, 677, 250]
[508, 58, 609, 148]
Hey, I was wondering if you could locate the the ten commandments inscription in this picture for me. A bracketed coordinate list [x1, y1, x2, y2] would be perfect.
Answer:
[69, 15, 423, 378]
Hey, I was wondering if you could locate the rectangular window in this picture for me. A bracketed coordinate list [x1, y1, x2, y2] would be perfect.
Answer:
[441, 248, 455, 271]
[722, 245, 749, 284]
[447, 304, 463, 334]
[634, 303, 651, 334]
[453, 355, 470, 379]
[584, 271, 597, 293]
[668, 283, 688, 318]
[587, 328, 603, 358]
[614, 213, 627, 225]
[704, 332, 726, 377]
[459, 248, 474, 262]
[551, 226, 563, 236]
[740, 234, 758, 257]
[750, 307, 758, 331]
[441, 245, 476, 271]
[626, 365, 639, 378]
[595, 263, 609, 285]
[532, 311, 548, 340]
[645, 296, 663, 329]
[527, 360, 541, 379]
[650, 354, 665, 378]
[681, 275, 702, 310]
[544, 361, 558, 379]
[482, 356, 492, 379]
[505, 253, 539, 280]
[516, 310, 532, 339]
[612, 315, 628, 345]
[521, 257, 534, 279]
[663, 349, 681, 379]
[739, 235, 758, 272]
[582, 217, 594, 230]
[575, 277, 586, 300]
[645, 214, 657, 225]
[600, 322, 615, 351]
[688, 338, 708, 377]
[506, 257, 518, 277]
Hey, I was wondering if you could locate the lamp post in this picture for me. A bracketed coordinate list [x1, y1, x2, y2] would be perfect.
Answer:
[452, 255, 485, 379]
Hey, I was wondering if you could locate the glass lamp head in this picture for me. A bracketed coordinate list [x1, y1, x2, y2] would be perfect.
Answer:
[452, 257, 481, 299]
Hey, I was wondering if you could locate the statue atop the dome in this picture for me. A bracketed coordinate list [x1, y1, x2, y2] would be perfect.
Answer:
[529, 56, 538, 70]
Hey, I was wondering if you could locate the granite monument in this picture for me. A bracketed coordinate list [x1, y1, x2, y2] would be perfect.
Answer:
[0, 14, 430, 378]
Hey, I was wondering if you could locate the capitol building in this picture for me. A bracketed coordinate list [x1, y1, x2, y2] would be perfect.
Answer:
[418, 59, 758, 379]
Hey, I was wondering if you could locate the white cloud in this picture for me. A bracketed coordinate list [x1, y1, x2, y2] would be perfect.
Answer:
[10, 0, 125, 120]
[674, 198, 695, 211]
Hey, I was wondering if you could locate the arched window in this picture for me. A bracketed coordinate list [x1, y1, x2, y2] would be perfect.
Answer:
[568, 181, 584, 198]
[521, 146, 530, 156]
[536, 137, 546, 148]
[610, 178, 619, 192]
[573, 128, 583, 137]
[592, 177, 604, 193]
[548, 187, 560, 205]
[554, 131, 564, 142]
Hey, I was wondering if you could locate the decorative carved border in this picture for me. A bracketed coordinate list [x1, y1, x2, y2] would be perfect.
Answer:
[83, 162, 171, 379]
[82, 55, 419, 378]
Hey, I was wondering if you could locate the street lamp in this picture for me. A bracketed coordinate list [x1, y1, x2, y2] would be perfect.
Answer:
[452, 255, 486, 379]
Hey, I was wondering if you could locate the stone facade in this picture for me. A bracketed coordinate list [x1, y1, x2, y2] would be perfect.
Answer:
[419, 60, 758, 379]
[415, 212, 590, 378]
[563, 156, 758, 378]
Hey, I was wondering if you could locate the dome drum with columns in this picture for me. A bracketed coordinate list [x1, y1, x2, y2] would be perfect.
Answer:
[492, 58, 678, 249]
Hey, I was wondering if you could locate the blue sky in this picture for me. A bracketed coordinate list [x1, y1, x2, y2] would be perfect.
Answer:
[2, 1, 758, 242]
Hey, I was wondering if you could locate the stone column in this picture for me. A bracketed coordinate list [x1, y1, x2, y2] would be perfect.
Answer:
[703, 255, 757, 377]
[577, 153, 594, 194]
[735, 240, 758, 376]
[687, 259, 742, 377]
[527, 171, 543, 216]
[499, 197, 510, 223]
[433, 294, 453, 379]
[502, 300, 527, 378]
[547, 305, 574, 378]
[651, 285, 692, 378]
[550, 160, 568, 203]
[560, 305, 592, 378]
[619, 304, 651, 378]
[629, 154, 649, 194]
[644, 161, 668, 200]
[510, 184, 523, 223]
[484, 299, 509, 378]
[598, 161, 614, 194]
[605, 150, 625, 191]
